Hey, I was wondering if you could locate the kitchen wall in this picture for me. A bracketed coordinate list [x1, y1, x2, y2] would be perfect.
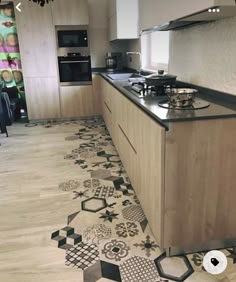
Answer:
[126, 39, 141, 70]
[88, 0, 130, 68]
[169, 16, 236, 96]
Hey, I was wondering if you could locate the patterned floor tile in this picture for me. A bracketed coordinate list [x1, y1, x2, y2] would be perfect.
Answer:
[122, 205, 146, 222]
[101, 239, 130, 263]
[120, 256, 160, 282]
[115, 222, 140, 238]
[81, 197, 107, 213]
[154, 253, 194, 282]
[82, 224, 112, 244]
[65, 242, 99, 270]
[45, 118, 236, 281]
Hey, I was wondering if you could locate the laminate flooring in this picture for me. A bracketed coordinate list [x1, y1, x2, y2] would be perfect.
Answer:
[0, 119, 235, 282]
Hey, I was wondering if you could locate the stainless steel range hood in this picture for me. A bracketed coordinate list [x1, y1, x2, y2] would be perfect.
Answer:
[143, 2, 236, 33]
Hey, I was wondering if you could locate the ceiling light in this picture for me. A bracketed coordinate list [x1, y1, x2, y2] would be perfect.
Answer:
[208, 9, 212, 12]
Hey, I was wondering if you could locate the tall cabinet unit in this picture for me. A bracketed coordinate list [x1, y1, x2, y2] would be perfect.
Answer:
[14, 0, 60, 120]
[51, 0, 89, 25]
[108, 0, 139, 41]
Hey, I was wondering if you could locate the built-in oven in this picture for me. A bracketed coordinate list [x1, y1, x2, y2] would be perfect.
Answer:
[58, 55, 92, 86]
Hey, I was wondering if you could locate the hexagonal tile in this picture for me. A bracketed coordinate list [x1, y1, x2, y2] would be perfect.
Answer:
[120, 256, 160, 282]
[122, 205, 146, 222]
[154, 252, 194, 281]
[91, 169, 112, 180]
[65, 242, 99, 270]
[82, 197, 107, 213]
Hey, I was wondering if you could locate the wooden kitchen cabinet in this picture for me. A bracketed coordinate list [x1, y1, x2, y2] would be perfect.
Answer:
[60, 86, 94, 118]
[139, 0, 235, 31]
[108, 0, 139, 41]
[14, 0, 60, 120]
[51, 0, 89, 26]
[24, 77, 60, 120]
[92, 75, 102, 116]
[99, 76, 236, 255]
[14, 0, 58, 78]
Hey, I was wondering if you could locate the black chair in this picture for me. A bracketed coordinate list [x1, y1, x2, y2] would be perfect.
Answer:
[0, 92, 8, 138]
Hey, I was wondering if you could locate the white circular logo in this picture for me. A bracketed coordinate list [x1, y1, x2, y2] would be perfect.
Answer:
[203, 250, 228, 275]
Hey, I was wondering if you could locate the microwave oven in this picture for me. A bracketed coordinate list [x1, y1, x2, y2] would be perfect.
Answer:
[56, 26, 90, 56]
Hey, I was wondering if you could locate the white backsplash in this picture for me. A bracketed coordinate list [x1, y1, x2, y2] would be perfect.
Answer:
[169, 16, 236, 96]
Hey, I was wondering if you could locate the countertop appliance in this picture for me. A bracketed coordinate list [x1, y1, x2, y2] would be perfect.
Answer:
[58, 54, 92, 86]
[105, 52, 123, 72]
[56, 26, 90, 57]
[127, 79, 210, 110]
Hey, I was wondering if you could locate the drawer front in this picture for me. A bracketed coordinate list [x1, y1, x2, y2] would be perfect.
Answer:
[103, 100, 112, 135]
[118, 123, 139, 195]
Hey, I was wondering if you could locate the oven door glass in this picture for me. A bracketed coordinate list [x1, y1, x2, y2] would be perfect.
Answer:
[58, 57, 92, 85]
[58, 30, 88, 48]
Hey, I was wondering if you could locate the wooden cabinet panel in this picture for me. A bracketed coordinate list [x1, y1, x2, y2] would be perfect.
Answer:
[14, 0, 58, 78]
[108, 0, 138, 41]
[103, 100, 112, 135]
[164, 119, 236, 248]
[136, 111, 165, 247]
[24, 77, 60, 120]
[117, 123, 138, 192]
[92, 75, 102, 115]
[60, 86, 94, 118]
[51, 0, 89, 26]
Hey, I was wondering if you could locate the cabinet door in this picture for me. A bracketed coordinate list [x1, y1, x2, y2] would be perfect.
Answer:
[60, 86, 94, 118]
[14, 0, 58, 78]
[136, 110, 165, 247]
[24, 77, 60, 120]
[51, 0, 89, 26]
[92, 75, 102, 116]
[117, 123, 138, 193]
[116, 0, 139, 39]
[108, 0, 138, 41]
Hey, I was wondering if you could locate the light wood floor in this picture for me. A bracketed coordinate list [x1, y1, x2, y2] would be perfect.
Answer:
[1, 122, 236, 282]
[0, 123, 85, 282]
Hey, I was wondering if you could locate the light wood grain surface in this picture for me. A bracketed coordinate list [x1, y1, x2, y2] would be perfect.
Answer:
[0, 123, 85, 282]
[51, 0, 89, 26]
[60, 85, 95, 118]
[164, 119, 236, 248]
[24, 77, 60, 120]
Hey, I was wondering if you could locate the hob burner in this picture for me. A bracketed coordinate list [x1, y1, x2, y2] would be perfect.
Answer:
[158, 99, 210, 110]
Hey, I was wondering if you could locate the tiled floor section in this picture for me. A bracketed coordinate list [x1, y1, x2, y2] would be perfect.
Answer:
[0, 118, 236, 282]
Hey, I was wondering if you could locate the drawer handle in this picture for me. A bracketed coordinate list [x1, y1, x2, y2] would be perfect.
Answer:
[104, 101, 112, 113]
[118, 124, 137, 154]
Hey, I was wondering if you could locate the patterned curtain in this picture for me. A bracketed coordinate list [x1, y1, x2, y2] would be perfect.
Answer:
[0, 3, 24, 89]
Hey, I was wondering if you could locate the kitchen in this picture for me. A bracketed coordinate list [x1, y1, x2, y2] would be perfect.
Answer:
[0, 0, 236, 281]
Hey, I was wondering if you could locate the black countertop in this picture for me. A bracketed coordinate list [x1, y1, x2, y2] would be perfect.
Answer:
[97, 71, 236, 130]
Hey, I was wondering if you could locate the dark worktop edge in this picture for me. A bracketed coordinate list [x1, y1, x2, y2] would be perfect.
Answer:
[98, 73, 236, 131]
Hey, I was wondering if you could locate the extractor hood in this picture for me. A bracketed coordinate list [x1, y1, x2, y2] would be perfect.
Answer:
[142, 1, 236, 32]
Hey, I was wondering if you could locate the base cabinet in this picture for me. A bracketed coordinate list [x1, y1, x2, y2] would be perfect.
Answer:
[60, 86, 94, 118]
[99, 76, 236, 254]
[24, 77, 60, 120]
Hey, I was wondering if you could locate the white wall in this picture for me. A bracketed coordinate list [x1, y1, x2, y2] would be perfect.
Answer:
[88, 0, 130, 68]
[169, 16, 236, 96]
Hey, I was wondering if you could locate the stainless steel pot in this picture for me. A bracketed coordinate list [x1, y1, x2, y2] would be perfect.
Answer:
[144, 72, 177, 87]
[165, 88, 198, 107]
